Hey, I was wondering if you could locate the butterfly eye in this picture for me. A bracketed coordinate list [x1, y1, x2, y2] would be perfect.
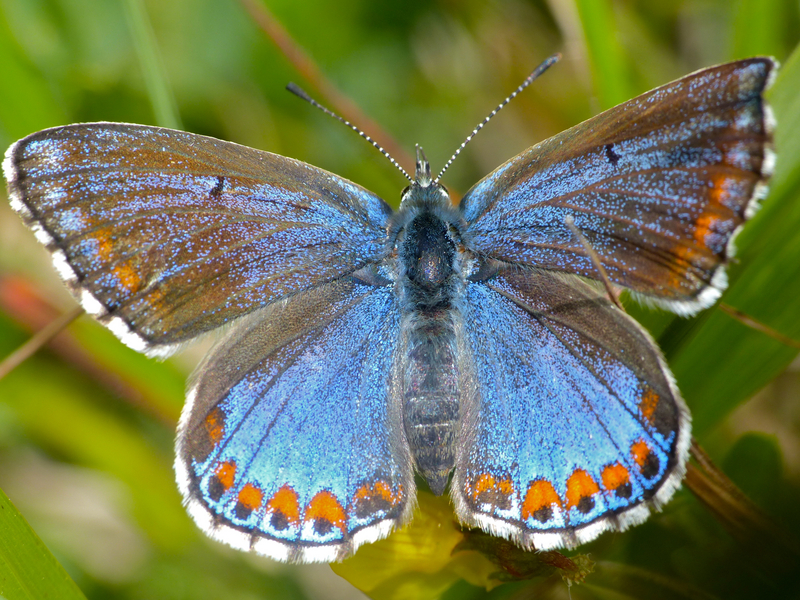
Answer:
[401, 184, 411, 199]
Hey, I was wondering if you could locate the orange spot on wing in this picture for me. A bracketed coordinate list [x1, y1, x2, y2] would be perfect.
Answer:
[709, 173, 730, 209]
[214, 460, 236, 491]
[472, 473, 514, 501]
[521, 479, 562, 519]
[354, 481, 402, 505]
[639, 388, 660, 424]
[267, 485, 301, 524]
[695, 172, 743, 247]
[238, 483, 264, 511]
[112, 262, 141, 293]
[305, 491, 346, 532]
[87, 222, 150, 298]
[668, 171, 741, 292]
[631, 440, 651, 467]
[694, 213, 719, 247]
[92, 227, 114, 260]
[143, 286, 165, 313]
[601, 463, 630, 490]
[204, 408, 224, 444]
[565, 469, 600, 510]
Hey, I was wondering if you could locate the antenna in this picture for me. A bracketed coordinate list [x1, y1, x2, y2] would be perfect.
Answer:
[434, 53, 562, 183]
[286, 82, 413, 182]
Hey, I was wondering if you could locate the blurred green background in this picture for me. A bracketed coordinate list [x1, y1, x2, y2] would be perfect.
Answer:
[1, 0, 799, 599]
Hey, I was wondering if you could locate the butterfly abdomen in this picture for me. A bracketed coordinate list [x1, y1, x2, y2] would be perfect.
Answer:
[395, 208, 466, 495]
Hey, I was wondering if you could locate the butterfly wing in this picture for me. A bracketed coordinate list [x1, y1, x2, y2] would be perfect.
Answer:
[460, 58, 775, 315]
[453, 266, 689, 550]
[175, 270, 412, 562]
[4, 123, 393, 356]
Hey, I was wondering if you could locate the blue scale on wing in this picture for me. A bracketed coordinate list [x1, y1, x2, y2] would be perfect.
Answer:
[178, 275, 413, 553]
[454, 267, 689, 549]
[460, 59, 773, 311]
[10, 123, 393, 352]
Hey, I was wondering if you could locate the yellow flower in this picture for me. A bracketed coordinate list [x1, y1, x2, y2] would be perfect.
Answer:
[332, 491, 593, 599]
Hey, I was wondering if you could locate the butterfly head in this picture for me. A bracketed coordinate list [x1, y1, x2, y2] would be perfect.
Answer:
[399, 145, 451, 212]
[414, 144, 432, 187]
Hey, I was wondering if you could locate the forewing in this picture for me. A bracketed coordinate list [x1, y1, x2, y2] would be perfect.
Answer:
[461, 58, 776, 314]
[453, 267, 690, 550]
[4, 123, 393, 356]
[175, 273, 412, 563]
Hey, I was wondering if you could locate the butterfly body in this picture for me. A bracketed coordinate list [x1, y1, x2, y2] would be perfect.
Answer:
[4, 57, 776, 562]
[392, 161, 470, 495]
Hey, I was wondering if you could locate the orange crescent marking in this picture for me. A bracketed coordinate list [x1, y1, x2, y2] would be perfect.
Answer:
[496, 478, 514, 496]
[87, 221, 145, 296]
[238, 483, 264, 511]
[353, 481, 402, 506]
[668, 170, 737, 290]
[695, 171, 740, 247]
[214, 460, 236, 491]
[112, 263, 141, 293]
[204, 408, 225, 444]
[305, 491, 346, 532]
[144, 287, 165, 313]
[472, 473, 514, 500]
[601, 463, 630, 491]
[565, 469, 600, 510]
[631, 439, 651, 467]
[472, 473, 496, 499]
[694, 213, 718, 247]
[521, 479, 561, 520]
[266, 485, 301, 524]
[92, 226, 114, 261]
[708, 172, 730, 208]
[639, 388, 660, 424]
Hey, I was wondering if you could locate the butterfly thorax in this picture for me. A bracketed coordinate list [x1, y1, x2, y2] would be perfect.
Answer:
[390, 152, 470, 495]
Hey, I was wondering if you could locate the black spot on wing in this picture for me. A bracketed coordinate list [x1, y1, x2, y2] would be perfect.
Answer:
[210, 175, 225, 198]
[604, 143, 621, 166]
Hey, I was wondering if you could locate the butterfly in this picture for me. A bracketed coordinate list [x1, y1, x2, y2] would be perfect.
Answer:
[3, 57, 775, 563]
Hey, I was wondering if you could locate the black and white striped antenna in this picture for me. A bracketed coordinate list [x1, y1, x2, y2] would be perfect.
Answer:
[434, 53, 561, 184]
[286, 82, 413, 182]
[287, 52, 560, 186]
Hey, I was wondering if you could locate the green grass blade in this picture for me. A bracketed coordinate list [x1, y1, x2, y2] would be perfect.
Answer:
[574, 0, 633, 109]
[768, 43, 800, 199]
[731, 0, 791, 59]
[0, 9, 66, 146]
[123, 0, 182, 129]
[0, 486, 87, 600]
[0, 360, 194, 551]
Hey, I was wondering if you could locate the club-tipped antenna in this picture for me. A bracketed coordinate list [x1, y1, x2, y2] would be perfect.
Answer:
[286, 82, 413, 182]
[434, 53, 562, 184]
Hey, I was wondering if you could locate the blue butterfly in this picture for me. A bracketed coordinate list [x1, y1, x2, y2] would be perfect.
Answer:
[3, 57, 775, 562]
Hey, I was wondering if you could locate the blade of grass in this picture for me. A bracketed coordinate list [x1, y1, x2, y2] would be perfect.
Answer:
[0, 9, 67, 144]
[237, 0, 414, 175]
[573, 0, 633, 109]
[0, 305, 83, 381]
[731, 0, 789, 60]
[0, 486, 87, 600]
[123, 0, 182, 129]
[0, 277, 184, 425]
[0, 356, 193, 551]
